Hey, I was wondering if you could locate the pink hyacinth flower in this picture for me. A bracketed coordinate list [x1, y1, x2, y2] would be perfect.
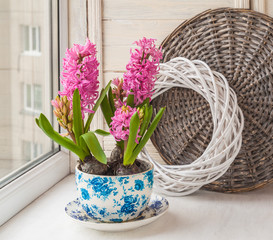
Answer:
[59, 38, 99, 118]
[110, 105, 141, 143]
[123, 37, 163, 106]
[51, 99, 61, 109]
[112, 78, 127, 108]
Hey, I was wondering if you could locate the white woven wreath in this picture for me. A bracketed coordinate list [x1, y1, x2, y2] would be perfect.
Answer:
[140, 57, 244, 196]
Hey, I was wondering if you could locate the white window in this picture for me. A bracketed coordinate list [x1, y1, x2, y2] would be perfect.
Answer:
[0, 0, 69, 226]
[22, 141, 43, 161]
[23, 83, 43, 113]
[22, 25, 41, 55]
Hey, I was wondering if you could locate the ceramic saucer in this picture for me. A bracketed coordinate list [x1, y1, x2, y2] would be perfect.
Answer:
[65, 193, 169, 232]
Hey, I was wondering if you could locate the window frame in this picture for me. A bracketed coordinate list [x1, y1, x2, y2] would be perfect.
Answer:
[0, 0, 69, 226]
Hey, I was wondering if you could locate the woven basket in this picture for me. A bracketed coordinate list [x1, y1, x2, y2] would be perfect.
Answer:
[151, 8, 273, 193]
[141, 57, 243, 196]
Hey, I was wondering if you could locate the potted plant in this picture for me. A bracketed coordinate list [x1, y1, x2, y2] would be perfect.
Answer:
[36, 38, 165, 223]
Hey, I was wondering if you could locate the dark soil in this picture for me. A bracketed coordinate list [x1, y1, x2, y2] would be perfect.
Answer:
[78, 146, 151, 176]
[79, 155, 108, 175]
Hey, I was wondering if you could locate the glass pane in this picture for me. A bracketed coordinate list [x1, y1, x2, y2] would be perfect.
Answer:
[26, 84, 32, 108]
[22, 141, 31, 161]
[37, 27, 41, 52]
[0, 0, 58, 186]
[33, 84, 42, 111]
[32, 27, 37, 51]
[23, 26, 29, 51]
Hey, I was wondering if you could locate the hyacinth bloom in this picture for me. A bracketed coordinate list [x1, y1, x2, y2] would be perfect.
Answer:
[112, 78, 127, 108]
[59, 39, 99, 116]
[123, 37, 163, 106]
[110, 105, 141, 143]
[51, 96, 73, 134]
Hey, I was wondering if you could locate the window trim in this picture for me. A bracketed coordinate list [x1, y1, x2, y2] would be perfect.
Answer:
[0, 151, 69, 226]
[0, 0, 69, 226]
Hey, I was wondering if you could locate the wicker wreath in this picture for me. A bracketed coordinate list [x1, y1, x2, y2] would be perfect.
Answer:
[155, 8, 273, 193]
[140, 57, 244, 196]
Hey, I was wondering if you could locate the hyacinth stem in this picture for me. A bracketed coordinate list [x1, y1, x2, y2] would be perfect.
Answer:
[124, 140, 128, 156]
[84, 81, 112, 133]
[123, 111, 140, 165]
[126, 107, 165, 165]
[69, 132, 77, 144]
[127, 93, 135, 107]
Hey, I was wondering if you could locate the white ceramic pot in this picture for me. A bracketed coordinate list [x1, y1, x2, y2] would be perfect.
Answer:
[75, 160, 154, 222]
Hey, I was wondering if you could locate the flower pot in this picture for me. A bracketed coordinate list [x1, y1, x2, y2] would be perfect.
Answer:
[75, 160, 154, 222]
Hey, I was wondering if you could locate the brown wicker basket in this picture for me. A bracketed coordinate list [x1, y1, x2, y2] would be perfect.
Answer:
[151, 8, 273, 193]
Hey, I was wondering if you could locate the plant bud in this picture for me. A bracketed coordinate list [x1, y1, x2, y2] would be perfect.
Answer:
[62, 105, 68, 116]
[66, 100, 71, 110]
[53, 109, 62, 119]
[68, 112, 73, 122]
[67, 123, 72, 132]
[137, 107, 145, 123]
[62, 115, 68, 125]
[62, 95, 68, 104]
[56, 96, 61, 105]
[58, 120, 66, 129]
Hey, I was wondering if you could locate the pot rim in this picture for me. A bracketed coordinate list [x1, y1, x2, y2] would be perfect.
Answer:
[75, 158, 154, 177]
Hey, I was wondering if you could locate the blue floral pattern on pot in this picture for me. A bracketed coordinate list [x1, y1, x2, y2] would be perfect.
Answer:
[64, 193, 169, 231]
[75, 160, 154, 222]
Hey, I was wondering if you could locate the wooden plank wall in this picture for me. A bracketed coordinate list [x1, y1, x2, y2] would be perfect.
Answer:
[251, 0, 273, 17]
[101, 0, 238, 160]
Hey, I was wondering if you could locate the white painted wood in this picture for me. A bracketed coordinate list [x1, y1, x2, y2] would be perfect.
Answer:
[59, 0, 69, 69]
[103, 20, 184, 47]
[266, 0, 273, 17]
[103, 71, 124, 82]
[87, 0, 104, 139]
[68, 0, 87, 46]
[251, 0, 265, 12]
[251, 0, 273, 16]
[103, 46, 131, 71]
[103, 0, 235, 20]
[0, 151, 69, 226]
[234, 0, 250, 8]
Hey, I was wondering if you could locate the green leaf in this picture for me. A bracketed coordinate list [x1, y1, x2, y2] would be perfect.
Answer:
[123, 112, 140, 166]
[127, 107, 165, 165]
[72, 89, 84, 145]
[79, 136, 90, 156]
[137, 97, 150, 108]
[81, 132, 107, 164]
[38, 114, 87, 161]
[84, 81, 112, 133]
[100, 93, 114, 127]
[94, 129, 111, 136]
[139, 105, 153, 139]
[127, 93, 134, 107]
[108, 87, 116, 114]
[35, 118, 41, 128]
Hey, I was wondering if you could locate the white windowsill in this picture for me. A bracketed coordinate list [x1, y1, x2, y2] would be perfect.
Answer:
[1, 174, 273, 240]
[0, 151, 70, 226]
